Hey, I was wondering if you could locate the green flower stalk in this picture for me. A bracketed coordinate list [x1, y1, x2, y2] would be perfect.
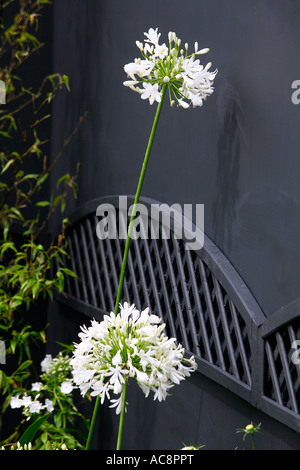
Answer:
[74, 27, 217, 451]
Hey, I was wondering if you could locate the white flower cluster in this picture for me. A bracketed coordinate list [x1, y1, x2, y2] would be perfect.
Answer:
[124, 27, 217, 108]
[70, 302, 197, 414]
[10, 393, 54, 416]
[10, 353, 74, 418]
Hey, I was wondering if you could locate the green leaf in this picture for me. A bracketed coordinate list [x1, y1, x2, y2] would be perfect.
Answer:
[19, 413, 51, 447]
[56, 270, 64, 292]
[59, 268, 78, 278]
[1, 159, 15, 173]
[35, 201, 50, 207]
[63, 75, 70, 91]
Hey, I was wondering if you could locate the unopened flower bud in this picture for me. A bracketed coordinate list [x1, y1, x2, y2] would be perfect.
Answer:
[136, 41, 143, 51]
[196, 47, 210, 55]
[163, 76, 170, 83]
[194, 41, 198, 53]
[123, 80, 139, 87]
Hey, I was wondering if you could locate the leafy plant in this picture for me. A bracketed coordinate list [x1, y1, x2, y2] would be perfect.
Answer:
[9, 348, 88, 450]
[0, 0, 84, 445]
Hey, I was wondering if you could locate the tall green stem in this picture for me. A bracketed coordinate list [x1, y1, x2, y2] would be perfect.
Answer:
[116, 378, 128, 450]
[251, 434, 256, 450]
[85, 395, 101, 450]
[114, 84, 167, 314]
[84, 84, 167, 451]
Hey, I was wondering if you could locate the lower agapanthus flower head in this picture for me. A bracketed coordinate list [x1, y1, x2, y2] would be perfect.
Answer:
[70, 302, 197, 413]
[123, 27, 217, 108]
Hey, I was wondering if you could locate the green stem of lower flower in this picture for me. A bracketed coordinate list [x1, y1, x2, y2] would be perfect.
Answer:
[85, 395, 101, 450]
[116, 378, 128, 450]
[114, 84, 167, 315]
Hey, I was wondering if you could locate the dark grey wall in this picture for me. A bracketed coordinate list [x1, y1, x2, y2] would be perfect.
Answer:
[50, 0, 300, 318]
[48, 0, 300, 449]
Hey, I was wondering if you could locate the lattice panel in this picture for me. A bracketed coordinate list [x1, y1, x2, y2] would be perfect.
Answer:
[58, 207, 253, 387]
[264, 318, 300, 413]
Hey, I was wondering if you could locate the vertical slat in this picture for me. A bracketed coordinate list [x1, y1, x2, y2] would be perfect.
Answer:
[150, 238, 178, 340]
[275, 332, 298, 413]
[213, 278, 240, 380]
[66, 234, 81, 300]
[87, 217, 107, 310]
[229, 299, 252, 385]
[185, 249, 213, 363]
[96, 234, 115, 311]
[198, 258, 226, 371]
[160, 228, 190, 350]
[265, 339, 283, 405]
[172, 237, 201, 356]
[80, 222, 97, 307]
[113, 210, 131, 303]
[72, 227, 89, 304]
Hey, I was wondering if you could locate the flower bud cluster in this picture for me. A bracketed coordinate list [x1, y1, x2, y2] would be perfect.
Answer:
[124, 27, 217, 108]
[70, 302, 197, 414]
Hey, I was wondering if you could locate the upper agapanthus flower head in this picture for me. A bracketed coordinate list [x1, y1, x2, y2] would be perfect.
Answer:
[123, 27, 218, 108]
[70, 302, 197, 414]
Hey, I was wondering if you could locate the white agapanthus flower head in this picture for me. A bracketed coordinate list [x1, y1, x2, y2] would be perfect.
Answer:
[124, 27, 217, 108]
[70, 302, 197, 414]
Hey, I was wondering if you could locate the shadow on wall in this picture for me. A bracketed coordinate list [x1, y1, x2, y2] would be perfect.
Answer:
[213, 83, 247, 252]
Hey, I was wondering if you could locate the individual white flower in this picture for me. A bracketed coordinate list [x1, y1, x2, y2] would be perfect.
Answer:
[28, 400, 43, 414]
[140, 82, 161, 105]
[10, 396, 23, 409]
[109, 396, 125, 415]
[60, 381, 74, 394]
[31, 382, 42, 392]
[144, 27, 161, 45]
[70, 302, 197, 414]
[124, 59, 155, 80]
[123, 27, 217, 108]
[21, 395, 33, 408]
[154, 44, 168, 59]
[45, 398, 54, 412]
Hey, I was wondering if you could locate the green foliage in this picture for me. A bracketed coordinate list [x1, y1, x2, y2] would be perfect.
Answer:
[0, 0, 85, 447]
[19, 413, 51, 447]
[9, 348, 88, 450]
